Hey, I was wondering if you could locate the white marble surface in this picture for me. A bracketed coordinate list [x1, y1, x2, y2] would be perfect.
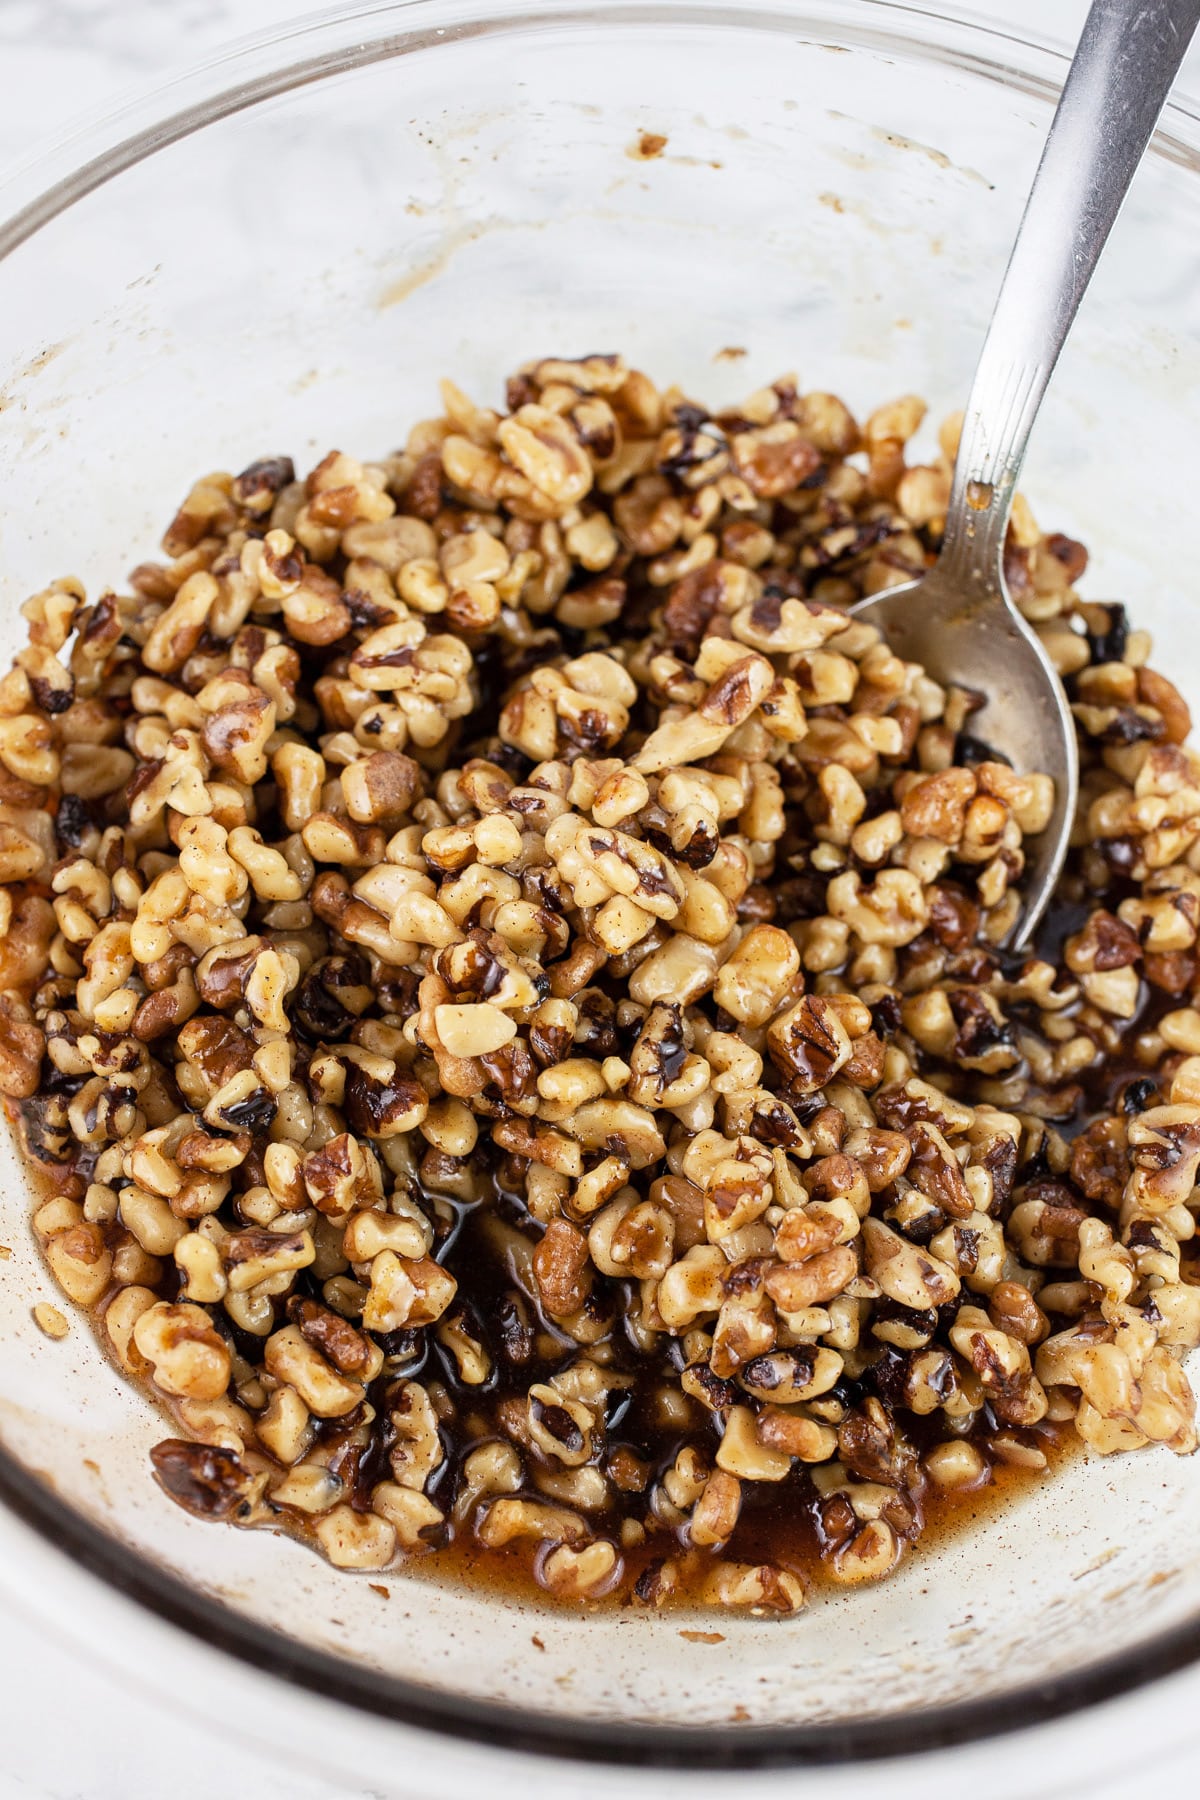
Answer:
[1, 1, 1200, 1796]
[0, 0, 1198, 184]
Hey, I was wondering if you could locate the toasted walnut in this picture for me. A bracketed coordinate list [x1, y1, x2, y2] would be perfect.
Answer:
[0, 993, 44, 1098]
[150, 1439, 267, 1521]
[533, 1220, 593, 1318]
[133, 1302, 232, 1401]
[862, 1219, 960, 1309]
[263, 1325, 365, 1418]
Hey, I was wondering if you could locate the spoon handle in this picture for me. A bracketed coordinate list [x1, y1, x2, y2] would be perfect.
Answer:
[940, 0, 1200, 589]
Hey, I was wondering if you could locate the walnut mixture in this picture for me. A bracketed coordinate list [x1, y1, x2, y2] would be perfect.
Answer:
[2, 353, 1199, 1615]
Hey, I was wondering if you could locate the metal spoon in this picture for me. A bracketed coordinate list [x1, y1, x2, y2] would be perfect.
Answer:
[852, 0, 1200, 949]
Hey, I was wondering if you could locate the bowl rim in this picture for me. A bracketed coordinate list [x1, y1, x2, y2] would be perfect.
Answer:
[3, 0, 1200, 1768]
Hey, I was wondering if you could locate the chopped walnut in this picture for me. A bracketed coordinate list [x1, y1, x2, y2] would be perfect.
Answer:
[4, 356, 1197, 1614]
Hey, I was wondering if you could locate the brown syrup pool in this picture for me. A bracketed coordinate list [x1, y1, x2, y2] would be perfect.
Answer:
[22, 1132, 1077, 1615]
[405, 1425, 1077, 1615]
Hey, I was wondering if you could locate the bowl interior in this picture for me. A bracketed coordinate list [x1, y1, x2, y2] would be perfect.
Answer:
[2, 0, 1200, 1758]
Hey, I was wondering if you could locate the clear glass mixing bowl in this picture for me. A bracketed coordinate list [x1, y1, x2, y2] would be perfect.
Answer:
[2, 0, 1200, 1770]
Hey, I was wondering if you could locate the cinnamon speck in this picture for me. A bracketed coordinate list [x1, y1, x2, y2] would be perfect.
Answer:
[629, 132, 668, 160]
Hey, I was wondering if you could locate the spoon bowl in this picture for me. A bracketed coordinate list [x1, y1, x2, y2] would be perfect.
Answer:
[852, 556, 1078, 953]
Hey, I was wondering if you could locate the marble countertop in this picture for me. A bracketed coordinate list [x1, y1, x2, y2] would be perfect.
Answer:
[0, 0, 302, 165]
[1, 3, 1199, 1797]
[1, 0, 1199, 187]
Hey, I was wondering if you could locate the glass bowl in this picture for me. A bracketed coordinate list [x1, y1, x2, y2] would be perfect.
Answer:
[2, 0, 1200, 1779]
